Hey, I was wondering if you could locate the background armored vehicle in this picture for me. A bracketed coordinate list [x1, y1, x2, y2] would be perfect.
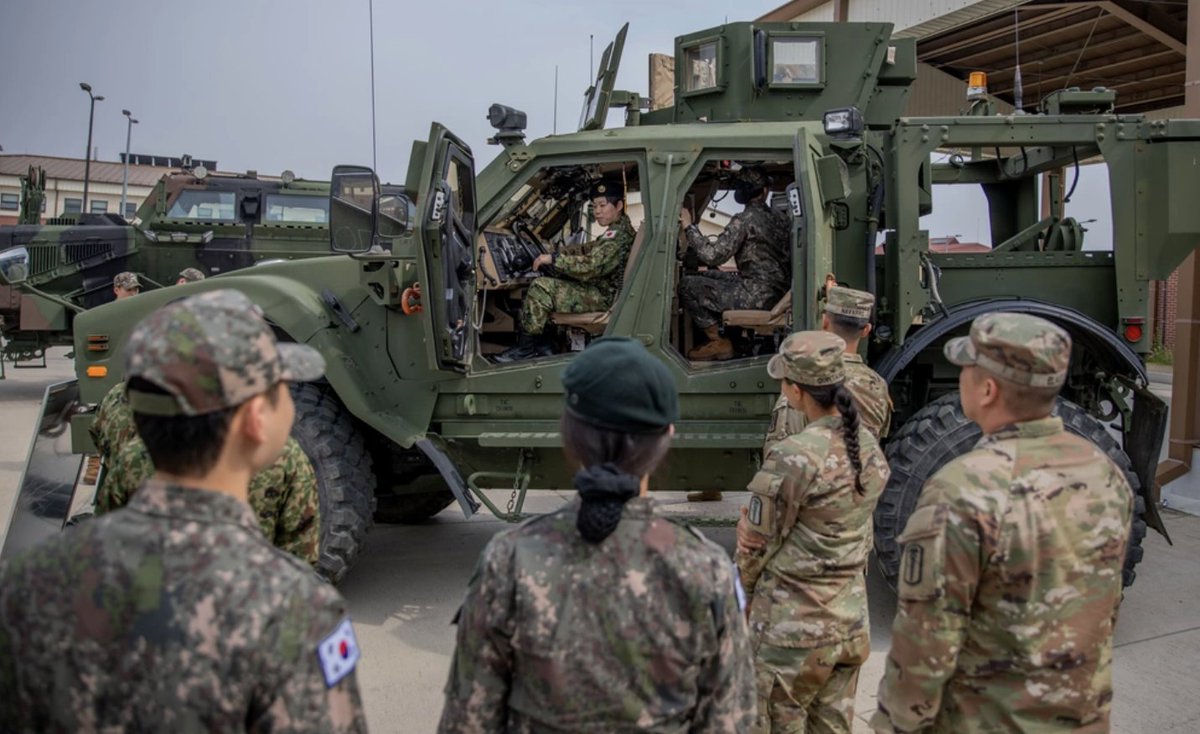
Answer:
[9, 20, 1198, 585]
[0, 167, 331, 374]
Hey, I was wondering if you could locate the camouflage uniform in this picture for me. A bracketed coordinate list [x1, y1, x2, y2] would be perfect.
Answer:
[679, 190, 790, 329]
[97, 435, 321, 565]
[871, 314, 1133, 733]
[439, 497, 756, 733]
[739, 331, 891, 734]
[113, 270, 140, 291]
[764, 287, 892, 455]
[90, 380, 137, 463]
[178, 266, 206, 282]
[519, 212, 636, 335]
[0, 289, 364, 732]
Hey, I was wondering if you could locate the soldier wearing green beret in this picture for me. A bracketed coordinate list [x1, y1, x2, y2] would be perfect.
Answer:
[735, 331, 890, 734]
[872, 313, 1133, 733]
[495, 179, 636, 362]
[441, 337, 756, 732]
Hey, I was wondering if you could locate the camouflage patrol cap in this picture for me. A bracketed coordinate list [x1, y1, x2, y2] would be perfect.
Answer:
[562, 337, 678, 432]
[589, 178, 624, 202]
[825, 286, 874, 320]
[734, 166, 769, 189]
[767, 330, 846, 386]
[177, 267, 206, 283]
[113, 272, 140, 290]
[944, 312, 1071, 388]
[124, 289, 325, 416]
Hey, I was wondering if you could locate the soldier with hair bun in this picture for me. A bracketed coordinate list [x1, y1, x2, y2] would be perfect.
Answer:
[736, 330, 890, 734]
[440, 337, 756, 733]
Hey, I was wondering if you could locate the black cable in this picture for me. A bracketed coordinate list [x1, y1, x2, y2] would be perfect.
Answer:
[1065, 147, 1080, 203]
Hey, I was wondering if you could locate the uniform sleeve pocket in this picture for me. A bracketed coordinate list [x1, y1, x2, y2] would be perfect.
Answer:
[746, 471, 784, 539]
[896, 504, 947, 602]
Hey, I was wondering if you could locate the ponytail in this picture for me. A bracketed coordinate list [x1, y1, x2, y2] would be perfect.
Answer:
[834, 385, 865, 495]
[574, 463, 640, 543]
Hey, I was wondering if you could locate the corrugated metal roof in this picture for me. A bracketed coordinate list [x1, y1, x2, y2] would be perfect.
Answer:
[0, 154, 179, 187]
[895, 0, 1028, 39]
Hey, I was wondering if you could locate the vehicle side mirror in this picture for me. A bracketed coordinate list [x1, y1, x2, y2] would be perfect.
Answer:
[330, 165, 380, 254]
[0, 246, 30, 284]
[378, 185, 416, 240]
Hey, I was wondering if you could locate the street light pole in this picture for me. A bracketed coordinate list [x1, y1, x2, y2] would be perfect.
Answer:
[121, 109, 138, 217]
[79, 83, 104, 214]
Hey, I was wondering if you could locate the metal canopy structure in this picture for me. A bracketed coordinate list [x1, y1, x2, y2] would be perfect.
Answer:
[918, 1, 1187, 113]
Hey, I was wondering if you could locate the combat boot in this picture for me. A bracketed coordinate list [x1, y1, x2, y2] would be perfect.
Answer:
[494, 331, 555, 363]
[688, 325, 734, 361]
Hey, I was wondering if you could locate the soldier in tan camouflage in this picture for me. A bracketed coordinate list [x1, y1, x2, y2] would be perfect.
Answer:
[735, 331, 891, 734]
[0, 289, 366, 731]
[97, 434, 321, 565]
[177, 266, 206, 284]
[871, 313, 1133, 733]
[495, 179, 637, 362]
[679, 166, 791, 361]
[763, 285, 892, 456]
[441, 337, 756, 732]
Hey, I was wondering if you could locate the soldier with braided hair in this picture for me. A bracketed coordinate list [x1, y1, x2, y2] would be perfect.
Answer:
[440, 337, 756, 733]
[735, 330, 891, 734]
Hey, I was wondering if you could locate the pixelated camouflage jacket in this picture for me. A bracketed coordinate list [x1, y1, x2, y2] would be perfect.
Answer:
[552, 213, 636, 296]
[438, 496, 756, 733]
[89, 381, 136, 462]
[96, 436, 321, 565]
[0, 481, 366, 733]
[872, 417, 1133, 734]
[685, 201, 790, 295]
[738, 415, 890, 649]
[764, 354, 893, 455]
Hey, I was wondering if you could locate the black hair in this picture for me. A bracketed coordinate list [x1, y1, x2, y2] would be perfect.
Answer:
[827, 313, 870, 342]
[788, 380, 865, 494]
[560, 411, 672, 543]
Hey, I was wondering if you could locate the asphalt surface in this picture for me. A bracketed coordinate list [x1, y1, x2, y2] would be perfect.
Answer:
[1, 349, 1197, 732]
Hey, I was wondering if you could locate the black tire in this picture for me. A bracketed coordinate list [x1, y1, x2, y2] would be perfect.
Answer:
[374, 487, 456, 524]
[290, 383, 376, 584]
[875, 393, 1147, 589]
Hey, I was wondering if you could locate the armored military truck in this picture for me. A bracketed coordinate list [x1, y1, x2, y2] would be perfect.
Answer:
[10, 20, 1198, 585]
[0, 167, 331, 373]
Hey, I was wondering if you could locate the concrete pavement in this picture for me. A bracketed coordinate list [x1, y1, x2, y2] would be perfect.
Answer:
[1, 349, 1198, 732]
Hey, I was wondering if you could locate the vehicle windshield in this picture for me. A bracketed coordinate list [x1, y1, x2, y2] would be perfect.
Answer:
[166, 190, 236, 220]
[264, 194, 329, 224]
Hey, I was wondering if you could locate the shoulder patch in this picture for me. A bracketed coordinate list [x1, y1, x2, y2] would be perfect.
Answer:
[602, 229, 617, 239]
[316, 617, 361, 688]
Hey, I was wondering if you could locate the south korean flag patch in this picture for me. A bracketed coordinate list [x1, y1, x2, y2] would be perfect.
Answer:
[317, 617, 361, 688]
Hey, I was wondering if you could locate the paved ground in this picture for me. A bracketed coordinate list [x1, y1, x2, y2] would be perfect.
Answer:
[2, 349, 1198, 732]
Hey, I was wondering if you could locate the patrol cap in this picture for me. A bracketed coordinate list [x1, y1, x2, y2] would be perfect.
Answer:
[589, 179, 624, 202]
[944, 312, 1071, 388]
[124, 289, 325, 416]
[735, 166, 769, 190]
[177, 267, 206, 283]
[767, 331, 846, 386]
[114, 272, 141, 290]
[825, 286, 874, 320]
[562, 337, 678, 433]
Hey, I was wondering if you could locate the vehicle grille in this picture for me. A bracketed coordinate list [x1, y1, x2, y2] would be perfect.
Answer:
[27, 245, 61, 275]
[64, 242, 112, 264]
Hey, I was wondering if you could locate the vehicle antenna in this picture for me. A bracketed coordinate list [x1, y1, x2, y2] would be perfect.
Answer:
[590, 34, 594, 81]
[554, 65, 559, 135]
[368, 0, 378, 171]
[1013, 8, 1024, 114]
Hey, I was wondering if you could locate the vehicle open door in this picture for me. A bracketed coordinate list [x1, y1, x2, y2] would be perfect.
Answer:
[788, 127, 836, 328]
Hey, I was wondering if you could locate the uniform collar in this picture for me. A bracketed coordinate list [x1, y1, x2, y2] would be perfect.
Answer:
[981, 415, 1064, 443]
[843, 352, 864, 364]
[808, 414, 842, 430]
[127, 479, 264, 534]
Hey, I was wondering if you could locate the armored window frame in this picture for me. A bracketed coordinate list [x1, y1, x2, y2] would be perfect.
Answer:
[165, 190, 237, 221]
[0, 193, 17, 211]
[767, 33, 825, 90]
[263, 193, 330, 224]
[679, 36, 725, 97]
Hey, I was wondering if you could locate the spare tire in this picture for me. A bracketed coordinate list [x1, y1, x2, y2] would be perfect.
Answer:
[875, 393, 1146, 588]
[290, 383, 376, 584]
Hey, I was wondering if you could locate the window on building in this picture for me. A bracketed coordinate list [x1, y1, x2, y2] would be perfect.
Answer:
[124, 202, 137, 218]
[90, 200, 109, 214]
[63, 198, 82, 214]
[0, 193, 17, 211]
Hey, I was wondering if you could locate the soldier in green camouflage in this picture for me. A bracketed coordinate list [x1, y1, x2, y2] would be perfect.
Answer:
[112, 270, 140, 299]
[177, 266, 207, 284]
[97, 434, 320, 565]
[90, 380, 137, 465]
[735, 331, 890, 734]
[495, 179, 637, 362]
[441, 337, 756, 732]
[679, 166, 791, 361]
[763, 286, 892, 456]
[0, 289, 366, 731]
[871, 313, 1133, 733]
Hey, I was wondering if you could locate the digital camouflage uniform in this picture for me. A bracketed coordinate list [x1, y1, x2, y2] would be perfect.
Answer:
[439, 497, 757, 733]
[178, 266, 206, 282]
[0, 289, 365, 732]
[739, 331, 891, 734]
[97, 435, 321, 565]
[519, 211, 636, 335]
[764, 287, 892, 455]
[872, 313, 1133, 734]
[113, 270, 140, 291]
[679, 177, 790, 329]
[90, 380, 137, 463]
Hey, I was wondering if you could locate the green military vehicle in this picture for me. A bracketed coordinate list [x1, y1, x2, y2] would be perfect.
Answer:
[0, 166, 331, 374]
[6, 20, 1196, 585]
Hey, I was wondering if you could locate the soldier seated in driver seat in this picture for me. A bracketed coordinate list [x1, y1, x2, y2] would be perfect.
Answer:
[495, 180, 636, 362]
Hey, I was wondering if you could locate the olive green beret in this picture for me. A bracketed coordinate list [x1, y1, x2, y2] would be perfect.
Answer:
[562, 337, 678, 433]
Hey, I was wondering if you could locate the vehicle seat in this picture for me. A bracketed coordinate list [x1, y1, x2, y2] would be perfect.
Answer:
[550, 224, 645, 334]
[722, 289, 792, 334]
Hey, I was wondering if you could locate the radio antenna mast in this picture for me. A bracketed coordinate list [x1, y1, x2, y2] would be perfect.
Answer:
[369, 0, 378, 169]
